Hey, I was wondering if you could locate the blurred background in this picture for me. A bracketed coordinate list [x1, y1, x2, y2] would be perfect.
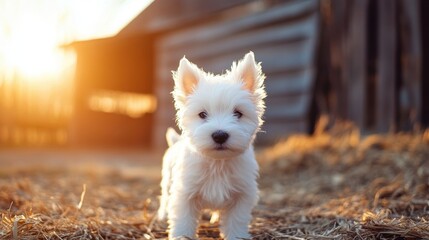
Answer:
[0, 0, 428, 150]
[1, 1, 429, 239]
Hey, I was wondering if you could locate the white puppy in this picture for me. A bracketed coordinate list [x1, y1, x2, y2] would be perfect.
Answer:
[158, 52, 266, 239]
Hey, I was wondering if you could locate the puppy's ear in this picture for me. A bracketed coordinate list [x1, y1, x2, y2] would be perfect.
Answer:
[235, 51, 264, 93]
[173, 57, 201, 96]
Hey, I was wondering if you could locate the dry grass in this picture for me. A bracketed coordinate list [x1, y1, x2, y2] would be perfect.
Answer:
[0, 164, 166, 239]
[1, 121, 428, 239]
[256, 119, 429, 239]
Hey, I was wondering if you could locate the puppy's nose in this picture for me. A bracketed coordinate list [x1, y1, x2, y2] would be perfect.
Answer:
[212, 130, 229, 144]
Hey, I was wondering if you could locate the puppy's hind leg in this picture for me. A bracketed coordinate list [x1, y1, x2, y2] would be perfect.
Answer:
[157, 169, 170, 220]
[158, 151, 174, 220]
[157, 177, 169, 220]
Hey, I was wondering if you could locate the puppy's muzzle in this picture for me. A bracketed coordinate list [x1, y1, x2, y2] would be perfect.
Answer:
[211, 130, 229, 144]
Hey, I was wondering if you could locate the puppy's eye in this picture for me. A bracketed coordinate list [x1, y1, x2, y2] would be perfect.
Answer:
[233, 110, 243, 119]
[198, 111, 208, 119]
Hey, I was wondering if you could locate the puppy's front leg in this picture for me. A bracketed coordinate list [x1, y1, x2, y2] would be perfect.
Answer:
[220, 194, 255, 240]
[168, 193, 199, 239]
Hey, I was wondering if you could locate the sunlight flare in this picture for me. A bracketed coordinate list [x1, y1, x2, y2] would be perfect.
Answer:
[0, 0, 153, 146]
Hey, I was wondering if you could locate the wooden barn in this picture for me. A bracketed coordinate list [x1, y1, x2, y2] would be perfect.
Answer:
[315, 0, 429, 133]
[67, 0, 429, 148]
[69, 36, 155, 148]
[70, 0, 320, 148]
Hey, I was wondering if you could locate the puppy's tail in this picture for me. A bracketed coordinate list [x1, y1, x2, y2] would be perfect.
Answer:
[166, 127, 180, 147]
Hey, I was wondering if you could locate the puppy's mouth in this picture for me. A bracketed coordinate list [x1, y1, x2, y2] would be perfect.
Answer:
[214, 144, 228, 151]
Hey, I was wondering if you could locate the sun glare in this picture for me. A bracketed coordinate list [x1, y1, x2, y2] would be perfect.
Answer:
[0, 2, 73, 82]
[0, 0, 153, 146]
[0, 0, 152, 81]
[2, 24, 71, 80]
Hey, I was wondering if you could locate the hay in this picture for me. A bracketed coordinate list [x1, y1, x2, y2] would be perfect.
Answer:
[0, 168, 166, 239]
[256, 119, 429, 239]
[0, 122, 428, 239]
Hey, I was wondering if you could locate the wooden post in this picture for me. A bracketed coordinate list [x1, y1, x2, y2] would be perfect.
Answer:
[421, 0, 429, 128]
[376, 0, 397, 132]
[326, 0, 350, 121]
[399, 0, 422, 131]
[344, 0, 369, 129]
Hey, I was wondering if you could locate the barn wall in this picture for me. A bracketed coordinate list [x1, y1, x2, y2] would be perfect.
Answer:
[69, 37, 155, 148]
[422, 0, 429, 128]
[153, 0, 320, 147]
[316, 0, 427, 133]
[66, 0, 428, 149]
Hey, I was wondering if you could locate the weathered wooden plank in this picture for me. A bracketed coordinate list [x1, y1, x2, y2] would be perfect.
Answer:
[266, 69, 314, 96]
[157, 13, 318, 72]
[324, 0, 351, 121]
[189, 41, 316, 76]
[421, 0, 429, 128]
[119, 0, 253, 36]
[264, 93, 312, 120]
[399, 0, 422, 130]
[344, 0, 368, 129]
[160, 13, 318, 61]
[376, 0, 397, 132]
[159, 0, 319, 49]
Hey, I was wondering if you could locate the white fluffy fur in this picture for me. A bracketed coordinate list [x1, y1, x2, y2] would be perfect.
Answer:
[158, 52, 266, 239]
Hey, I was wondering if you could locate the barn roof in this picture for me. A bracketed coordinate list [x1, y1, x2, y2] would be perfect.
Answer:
[118, 0, 254, 36]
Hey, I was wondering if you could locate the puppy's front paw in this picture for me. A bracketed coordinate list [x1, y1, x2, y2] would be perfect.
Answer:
[168, 210, 198, 239]
[170, 236, 196, 240]
[222, 230, 251, 240]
